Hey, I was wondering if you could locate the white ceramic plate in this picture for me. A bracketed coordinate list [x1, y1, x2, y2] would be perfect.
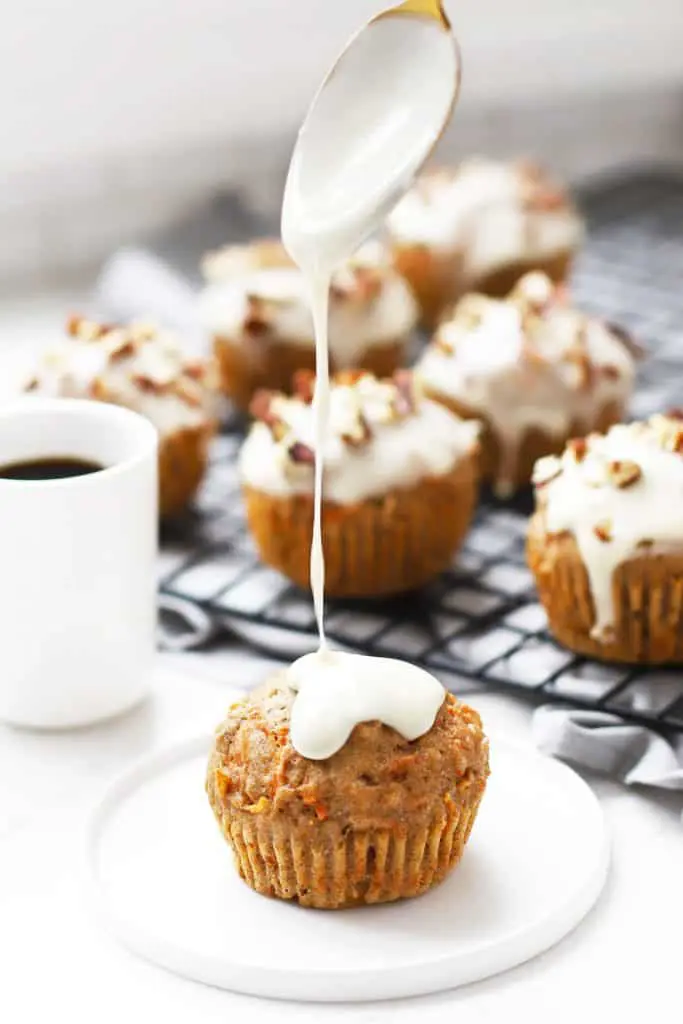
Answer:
[88, 734, 609, 1003]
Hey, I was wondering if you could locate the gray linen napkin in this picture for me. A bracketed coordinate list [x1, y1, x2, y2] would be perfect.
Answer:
[533, 706, 683, 792]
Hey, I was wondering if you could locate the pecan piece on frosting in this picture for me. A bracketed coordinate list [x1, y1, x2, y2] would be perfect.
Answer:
[172, 380, 203, 408]
[249, 390, 288, 442]
[392, 369, 418, 417]
[341, 413, 371, 449]
[607, 459, 641, 489]
[567, 437, 588, 462]
[66, 314, 111, 341]
[108, 339, 136, 363]
[593, 520, 613, 543]
[288, 441, 315, 465]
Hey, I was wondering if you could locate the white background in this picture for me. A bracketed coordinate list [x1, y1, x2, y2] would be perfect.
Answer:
[3, 0, 683, 179]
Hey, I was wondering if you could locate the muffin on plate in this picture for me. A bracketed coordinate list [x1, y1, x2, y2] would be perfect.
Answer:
[415, 272, 637, 497]
[386, 158, 584, 327]
[206, 667, 489, 908]
[239, 369, 480, 596]
[528, 414, 683, 663]
[25, 316, 217, 518]
[198, 239, 417, 409]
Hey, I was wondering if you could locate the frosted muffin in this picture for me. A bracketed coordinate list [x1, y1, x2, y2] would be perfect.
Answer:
[386, 158, 584, 327]
[206, 660, 489, 908]
[528, 414, 683, 663]
[240, 369, 480, 596]
[199, 239, 417, 409]
[416, 272, 636, 497]
[25, 316, 217, 517]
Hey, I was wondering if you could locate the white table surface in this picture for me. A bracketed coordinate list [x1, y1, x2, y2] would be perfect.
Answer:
[0, 287, 681, 1022]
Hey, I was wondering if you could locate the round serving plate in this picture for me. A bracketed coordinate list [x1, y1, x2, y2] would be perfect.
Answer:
[88, 733, 609, 1002]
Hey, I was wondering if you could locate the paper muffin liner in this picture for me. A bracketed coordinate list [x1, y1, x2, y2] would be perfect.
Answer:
[423, 390, 626, 497]
[213, 334, 407, 411]
[158, 422, 215, 518]
[392, 244, 574, 330]
[527, 515, 683, 664]
[243, 456, 478, 598]
[215, 786, 485, 909]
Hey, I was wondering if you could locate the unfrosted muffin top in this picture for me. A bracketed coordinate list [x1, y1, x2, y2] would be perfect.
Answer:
[207, 672, 489, 830]
[532, 414, 683, 638]
[239, 368, 479, 504]
[198, 239, 418, 363]
[25, 317, 217, 437]
[386, 158, 583, 275]
[416, 272, 636, 494]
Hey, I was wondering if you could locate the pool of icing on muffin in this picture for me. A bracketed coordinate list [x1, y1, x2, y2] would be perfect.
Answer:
[279, 3, 459, 759]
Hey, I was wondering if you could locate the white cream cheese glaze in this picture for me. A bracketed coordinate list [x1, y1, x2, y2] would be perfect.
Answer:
[198, 238, 418, 366]
[288, 649, 445, 760]
[416, 272, 636, 495]
[25, 317, 216, 438]
[276, 3, 459, 758]
[532, 415, 683, 639]
[240, 371, 478, 505]
[386, 158, 583, 277]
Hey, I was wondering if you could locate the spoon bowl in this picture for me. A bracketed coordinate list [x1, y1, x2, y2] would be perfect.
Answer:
[282, 0, 460, 271]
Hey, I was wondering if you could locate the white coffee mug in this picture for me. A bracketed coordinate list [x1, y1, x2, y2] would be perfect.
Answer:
[0, 398, 158, 728]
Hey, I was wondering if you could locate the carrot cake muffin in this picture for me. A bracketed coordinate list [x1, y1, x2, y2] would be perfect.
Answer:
[25, 316, 217, 517]
[199, 239, 418, 409]
[528, 414, 683, 663]
[239, 369, 480, 596]
[415, 271, 637, 497]
[386, 158, 584, 327]
[206, 654, 490, 908]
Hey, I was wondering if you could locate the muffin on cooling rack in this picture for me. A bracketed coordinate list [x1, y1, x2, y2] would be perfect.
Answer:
[385, 158, 584, 327]
[415, 271, 637, 497]
[528, 413, 683, 663]
[206, 665, 489, 908]
[240, 369, 479, 597]
[25, 316, 217, 518]
[198, 239, 418, 409]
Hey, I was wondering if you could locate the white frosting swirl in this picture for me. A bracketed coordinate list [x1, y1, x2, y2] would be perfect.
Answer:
[239, 372, 479, 505]
[288, 649, 445, 760]
[386, 158, 583, 276]
[25, 318, 216, 437]
[198, 239, 418, 365]
[416, 273, 636, 495]
[533, 415, 683, 639]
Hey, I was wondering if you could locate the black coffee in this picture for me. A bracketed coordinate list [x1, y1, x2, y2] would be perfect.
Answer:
[0, 457, 104, 481]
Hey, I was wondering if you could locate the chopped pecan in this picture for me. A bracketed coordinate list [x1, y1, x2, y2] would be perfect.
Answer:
[66, 315, 110, 341]
[600, 364, 621, 381]
[183, 361, 206, 381]
[567, 437, 588, 462]
[132, 373, 163, 394]
[292, 369, 315, 403]
[341, 413, 371, 448]
[334, 369, 367, 388]
[173, 380, 203, 408]
[593, 520, 612, 543]
[392, 369, 417, 416]
[607, 459, 641, 489]
[109, 339, 136, 363]
[288, 441, 315, 465]
[90, 378, 109, 400]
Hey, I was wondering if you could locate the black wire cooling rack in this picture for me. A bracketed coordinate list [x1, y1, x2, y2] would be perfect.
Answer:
[160, 169, 683, 733]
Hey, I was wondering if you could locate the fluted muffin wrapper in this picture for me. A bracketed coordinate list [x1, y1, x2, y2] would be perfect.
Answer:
[218, 787, 485, 909]
[158, 422, 215, 518]
[527, 516, 683, 664]
[213, 334, 406, 410]
[242, 456, 478, 598]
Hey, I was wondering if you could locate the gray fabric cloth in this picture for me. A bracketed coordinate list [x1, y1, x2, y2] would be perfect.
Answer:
[533, 706, 683, 793]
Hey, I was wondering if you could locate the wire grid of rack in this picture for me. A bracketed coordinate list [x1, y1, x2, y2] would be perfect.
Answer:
[160, 169, 683, 732]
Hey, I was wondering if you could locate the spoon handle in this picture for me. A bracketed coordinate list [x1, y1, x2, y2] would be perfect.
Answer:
[390, 0, 450, 27]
